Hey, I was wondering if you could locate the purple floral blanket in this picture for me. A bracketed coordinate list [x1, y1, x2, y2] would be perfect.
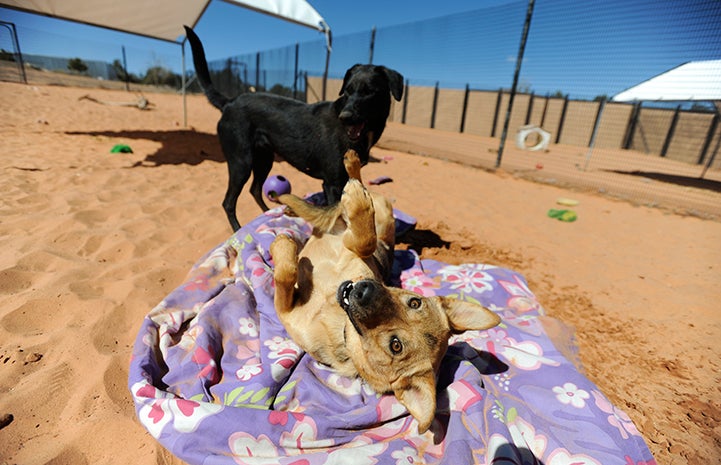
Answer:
[129, 208, 656, 465]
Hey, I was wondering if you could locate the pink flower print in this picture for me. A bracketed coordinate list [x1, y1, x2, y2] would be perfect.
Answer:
[506, 411, 548, 460]
[264, 336, 302, 381]
[279, 416, 334, 452]
[498, 275, 541, 314]
[192, 345, 220, 384]
[236, 361, 263, 381]
[624, 456, 658, 465]
[468, 327, 509, 355]
[438, 264, 494, 295]
[401, 268, 437, 296]
[245, 252, 274, 292]
[131, 381, 222, 439]
[552, 382, 590, 408]
[546, 448, 602, 465]
[447, 379, 483, 412]
[592, 390, 641, 439]
[184, 275, 210, 292]
[392, 446, 421, 465]
[228, 432, 280, 465]
[238, 317, 259, 338]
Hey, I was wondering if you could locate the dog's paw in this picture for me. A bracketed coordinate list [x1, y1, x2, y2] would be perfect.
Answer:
[343, 150, 362, 180]
[270, 235, 298, 281]
[341, 179, 373, 219]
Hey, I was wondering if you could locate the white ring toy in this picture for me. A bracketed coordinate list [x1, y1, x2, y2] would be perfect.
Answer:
[515, 125, 551, 151]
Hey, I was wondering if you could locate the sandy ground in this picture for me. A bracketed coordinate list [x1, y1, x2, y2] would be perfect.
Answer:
[0, 82, 719, 465]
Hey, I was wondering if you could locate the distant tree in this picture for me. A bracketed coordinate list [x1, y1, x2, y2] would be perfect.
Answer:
[550, 90, 565, 98]
[142, 65, 182, 88]
[112, 59, 140, 83]
[593, 95, 609, 102]
[0, 49, 15, 62]
[67, 57, 88, 74]
[268, 83, 293, 98]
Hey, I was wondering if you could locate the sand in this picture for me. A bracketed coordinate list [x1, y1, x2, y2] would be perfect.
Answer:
[0, 81, 719, 464]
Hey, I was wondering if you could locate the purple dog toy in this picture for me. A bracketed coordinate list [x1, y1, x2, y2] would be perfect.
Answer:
[263, 175, 292, 202]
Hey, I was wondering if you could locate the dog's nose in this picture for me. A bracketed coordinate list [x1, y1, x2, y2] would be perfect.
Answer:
[338, 109, 353, 122]
[351, 280, 376, 307]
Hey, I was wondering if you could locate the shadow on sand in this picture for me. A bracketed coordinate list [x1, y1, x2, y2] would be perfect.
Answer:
[606, 169, 721, 194]
[67, 129, 225, 166]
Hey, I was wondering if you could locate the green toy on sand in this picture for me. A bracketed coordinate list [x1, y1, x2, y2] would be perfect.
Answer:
[547, 209, 577, 222]
[110, 144, 133, 153]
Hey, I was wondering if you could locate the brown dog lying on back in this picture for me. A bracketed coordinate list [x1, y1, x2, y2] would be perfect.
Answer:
[270, 150, 501, 432]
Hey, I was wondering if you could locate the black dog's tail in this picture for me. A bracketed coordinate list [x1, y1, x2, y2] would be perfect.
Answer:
[184, 25, 229, 111]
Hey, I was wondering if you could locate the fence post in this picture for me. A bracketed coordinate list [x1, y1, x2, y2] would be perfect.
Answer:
[698, 111, 720, 165]
[496, 0, 535, 168]
[430, 81, 439, 129]
[555, 94, 569, 143]
[255, 52, 260, 90]
[122, 46, 130, 91]
[660, 105, 681, 157]
[401, 79, 409, 124]
[540, 94, 549, 128]
[369, 27, 376, 64]
[588, 98, 605, 147]
[623, 102, 642, 149]
[293, 43, 299, 100]
[491, 88, 503, 137]
[525, 92, 534, 125]
[460, 84, 470, 133]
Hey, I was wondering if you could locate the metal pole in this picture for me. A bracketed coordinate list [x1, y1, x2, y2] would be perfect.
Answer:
[496, 0, 535, 168]
[122, 46, 130, 91]
[583, 98, 606, 171]
[430, 81, 439, 129]
[460, 84, 470, 133]
[255, 52, 260, 90]
[1, 22, 27, 84]
[369, 27, 376, 64]
[181, 40, 187, 127]
[699, 103, 721, 179]
[293, 43, 299, 100]
[322, 30, 332, 100]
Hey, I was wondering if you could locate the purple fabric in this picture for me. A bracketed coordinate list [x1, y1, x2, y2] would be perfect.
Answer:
[129, 208, 656, 465]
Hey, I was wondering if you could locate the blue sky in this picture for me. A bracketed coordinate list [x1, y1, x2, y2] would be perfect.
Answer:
[1, 0, 719, 99]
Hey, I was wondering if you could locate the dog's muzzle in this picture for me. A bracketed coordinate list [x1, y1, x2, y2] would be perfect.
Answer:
[339, 110, 365, 142]
[337, 280, 378, 335]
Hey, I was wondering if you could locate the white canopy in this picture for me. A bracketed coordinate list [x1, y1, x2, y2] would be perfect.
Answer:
[0, 0, 329, 42]
[612, 60, 721, 102]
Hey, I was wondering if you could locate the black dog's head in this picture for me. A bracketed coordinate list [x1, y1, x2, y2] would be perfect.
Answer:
[336, 64, 404, 143]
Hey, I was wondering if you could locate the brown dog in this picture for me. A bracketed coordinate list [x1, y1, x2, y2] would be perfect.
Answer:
[270, 151, 501, 433]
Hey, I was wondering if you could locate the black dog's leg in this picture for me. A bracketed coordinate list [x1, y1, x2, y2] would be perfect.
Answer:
[223, 158, 251, 232]
[322, 182, 344, 206]
[248, 152, 273, 213]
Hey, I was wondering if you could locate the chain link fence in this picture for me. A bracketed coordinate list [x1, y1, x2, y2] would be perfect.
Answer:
[3, 0, 720, 216]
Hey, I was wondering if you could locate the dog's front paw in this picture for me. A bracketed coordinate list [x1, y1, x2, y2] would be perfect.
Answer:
[270, 235, 298, 285]
[342, 179, 373, 219]
[343, 150, 362, 180]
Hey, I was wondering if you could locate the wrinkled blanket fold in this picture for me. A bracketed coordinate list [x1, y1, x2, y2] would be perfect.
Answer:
[129, 208, 656, 465]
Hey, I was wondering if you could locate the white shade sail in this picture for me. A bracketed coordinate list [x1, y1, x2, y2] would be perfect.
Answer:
[612, 60, 721, 102]
[0, 0, 329, 42]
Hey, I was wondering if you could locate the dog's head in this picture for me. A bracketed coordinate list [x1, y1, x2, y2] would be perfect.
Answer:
[337, 279, 500, 432]
[337, 64, 404, 143]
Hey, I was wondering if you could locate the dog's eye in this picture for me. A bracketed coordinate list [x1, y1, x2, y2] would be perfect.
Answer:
[408, 297, 422, 310]
[389, 336, 403, 355]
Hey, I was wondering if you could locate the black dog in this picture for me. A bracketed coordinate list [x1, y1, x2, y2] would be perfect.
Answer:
[184, 26, 404, 231]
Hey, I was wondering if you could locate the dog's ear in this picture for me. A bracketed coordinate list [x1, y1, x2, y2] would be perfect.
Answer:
[340, 64, 363, 96]
[394, 371, 436, 433]
[381, 67, 404, 101]
[439, 296, 501, 333]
